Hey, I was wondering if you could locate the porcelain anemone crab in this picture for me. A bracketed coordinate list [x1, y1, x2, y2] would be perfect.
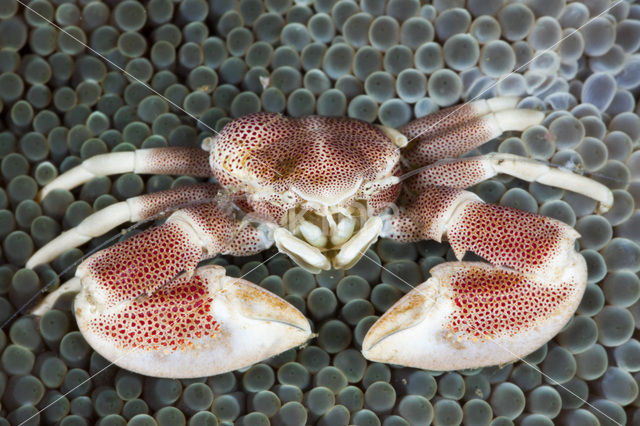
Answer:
[28, 97, 613, 378]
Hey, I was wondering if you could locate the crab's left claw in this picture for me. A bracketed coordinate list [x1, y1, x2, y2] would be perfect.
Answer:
[362, 260, 586, 370]
[73, 265, 311, 378]
[369, 185, 590, 370]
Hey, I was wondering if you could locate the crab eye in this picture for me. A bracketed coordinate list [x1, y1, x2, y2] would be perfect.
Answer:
[283, 191, 297, 202]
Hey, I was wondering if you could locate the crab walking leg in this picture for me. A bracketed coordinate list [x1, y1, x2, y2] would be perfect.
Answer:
[403, 97, 521, 135]
[26, 183, 221, 268]
[39, 147, 211, 199]
[400, 98, 544, 166]
[368, 185, 587, 369]
[405, 153, 613, 212]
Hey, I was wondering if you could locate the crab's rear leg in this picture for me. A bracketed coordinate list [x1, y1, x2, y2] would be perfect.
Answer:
[27, 183, 221, 268]
[33, 202, 311, 377]
[400, 97, 544, 167]
[39, 147, 212, 199]
[405, 153, 613, 213]
[364, 185, 589, 370]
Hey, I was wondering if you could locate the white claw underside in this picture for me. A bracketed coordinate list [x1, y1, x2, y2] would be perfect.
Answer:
[362, 256, 587, 371]
[74, 265, 312, 378]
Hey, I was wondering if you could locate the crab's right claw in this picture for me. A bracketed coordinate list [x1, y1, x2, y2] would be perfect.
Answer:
[74, 265, 311, 378]
[362, 261, 586, 371]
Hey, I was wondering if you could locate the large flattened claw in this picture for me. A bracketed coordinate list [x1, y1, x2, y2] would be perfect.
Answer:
[75, 265, 311, 378]
[362, 260, 586, 371]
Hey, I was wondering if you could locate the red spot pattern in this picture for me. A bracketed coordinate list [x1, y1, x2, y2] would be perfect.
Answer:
[246, 199, 289, 225]
[400, 104, 497, 167]
[211, 113, 399, 204]
[447, 202, 566, 274]
[135, 183, 220, 220]
[83, 222, 203, 309]
[80, 199, 271, 350]
[444, 265, 573, 340]
[381, 213, 422, 242]
[89, 273, 220, 350]
[177, 203, 270, 257]
[368, 182, 403, 215]
[140, 147, 212, 176]
[358, 163, 403, 215]
[385, 185, 467, 242]
[406, 157, 491, 193]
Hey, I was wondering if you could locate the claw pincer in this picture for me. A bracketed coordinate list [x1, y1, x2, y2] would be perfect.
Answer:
[363, 258, 586, 370]
[38, 203, 310, 378]
[75, 264, 311, 378]
[367, 186, 587, 369]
